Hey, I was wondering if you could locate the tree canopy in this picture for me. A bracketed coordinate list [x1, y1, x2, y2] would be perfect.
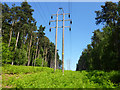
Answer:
[2, 2, 62, 69]
[76, 1, 120, 71]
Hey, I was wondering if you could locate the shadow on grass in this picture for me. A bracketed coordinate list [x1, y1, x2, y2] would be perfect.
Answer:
[109, 73, 120, 84]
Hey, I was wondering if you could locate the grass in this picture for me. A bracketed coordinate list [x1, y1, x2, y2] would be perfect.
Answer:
[2, 64, 120, 88]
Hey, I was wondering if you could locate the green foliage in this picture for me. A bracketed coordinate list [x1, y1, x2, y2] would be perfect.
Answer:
[76, 1, 120, 71]
[2, 64, 54, 74]
[2, 43, 14, 64]
[35, 57, 43, 66]
[109, 71, 120, 84]
[2, 2, 62, 68]
[15, 48, 27, 65]
[2, 65, 120, 88]
[2, 42, 28, 65]
[0, 37, 2, 65]
[43, 61, 48, 67]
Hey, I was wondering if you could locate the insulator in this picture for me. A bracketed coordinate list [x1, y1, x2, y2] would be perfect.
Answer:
[51, 16, 53, 19]
[69, 28, 71, 31]
[49, 28, 51, 32]
[49, 22, 50, 25]
[68, 14, 70, 18]
[59, 8, 62, 9]
[70, 21, 72, 24]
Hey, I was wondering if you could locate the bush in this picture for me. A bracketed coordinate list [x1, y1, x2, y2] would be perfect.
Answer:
[2, 43, 14, 64]
[15, 48, 27, 65]
[2, 65, 120, 88]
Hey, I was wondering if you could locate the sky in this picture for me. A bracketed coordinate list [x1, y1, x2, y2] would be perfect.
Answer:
[2, 1, 108, 71]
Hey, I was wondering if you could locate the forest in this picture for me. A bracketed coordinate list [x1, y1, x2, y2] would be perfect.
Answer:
[76, 1, 120, 71]
[1, 2, 62, 68]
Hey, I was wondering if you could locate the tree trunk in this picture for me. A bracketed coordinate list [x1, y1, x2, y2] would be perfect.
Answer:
[27, 48, 30, 66]
[11, 60, 14, 65]
[27, 46, 28, 57]
[42, 46, 45, 67]
[45, 48, 47, 62]
[8, 28, 12, 47]
[27, 35, 32, 66]
[34, 38, 39, 66]
[21, 34, 23, 49]
[37, 41, 40, 59]
[50, 59, 54, 68]
[32, 50, 35, 66]
[34, 49, 37, 66]
[11, 31, 20, 65]
[50, 59, 51, 68]
[42, 59, 43, 67]
[32, 49, 35, 66]
[38, 49, 40, 58]
[8, 20, 14, 47]
[15, 32, 20, 51]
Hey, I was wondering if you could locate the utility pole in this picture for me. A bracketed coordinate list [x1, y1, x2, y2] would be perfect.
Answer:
[49, 8, 72, 74]
[54, 10, 58, 71]
[62, 12, 65, 74]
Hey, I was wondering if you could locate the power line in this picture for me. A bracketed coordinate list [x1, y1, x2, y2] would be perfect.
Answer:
[68, 0, 72, 71]
[68, 0, 70, 13]
[49, 8, 72, 74]
[70, 1, 72, 19]
[39, 3, 49, 23]
[32, 1, 48, 26]
[46, 3, 52, 15]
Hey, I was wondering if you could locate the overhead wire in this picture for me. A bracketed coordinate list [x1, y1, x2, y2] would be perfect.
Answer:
[68, 0, 72, 70]
[70, 0, 73, 71]
[56, 1, 62, 58]
[46, 2, 52, 15]
[32, 1, 48, 26]
[45, 2, 54, 29]
[39, 3, 49, 25]
[68, 0, 70, 13]
[31, 1, 72, 70]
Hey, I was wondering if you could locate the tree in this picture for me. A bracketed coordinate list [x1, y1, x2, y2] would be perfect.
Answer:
[2, 2, 62, 69]
[95, 1, 120, 70]
[2, 3, 11, 44]
[76, 1, 120, 71]
[37, 25, 45, 59]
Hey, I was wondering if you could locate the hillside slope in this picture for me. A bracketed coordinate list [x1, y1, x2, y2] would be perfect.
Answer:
[2, 65, 120, 88]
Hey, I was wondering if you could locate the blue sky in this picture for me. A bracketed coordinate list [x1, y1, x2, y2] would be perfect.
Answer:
[3, 2, 106, 71]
